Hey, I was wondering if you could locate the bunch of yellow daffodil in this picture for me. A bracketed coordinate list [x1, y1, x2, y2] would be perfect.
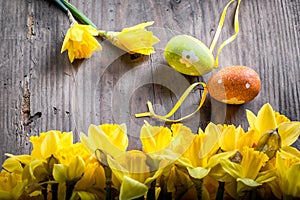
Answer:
[1, 103, 300, 199]
[53, 0, 159, 63]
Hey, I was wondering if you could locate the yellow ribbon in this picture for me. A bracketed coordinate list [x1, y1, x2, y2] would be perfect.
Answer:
[135, 0, 241, 122]
[135, 82, 207, 122]
[210, 0, 241, 68]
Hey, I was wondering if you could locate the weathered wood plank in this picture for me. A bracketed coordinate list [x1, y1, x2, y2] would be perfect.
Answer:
[0, 0, 299, 164]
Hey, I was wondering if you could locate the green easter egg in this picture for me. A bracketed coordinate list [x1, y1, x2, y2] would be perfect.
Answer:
[164, 35, 215, 76]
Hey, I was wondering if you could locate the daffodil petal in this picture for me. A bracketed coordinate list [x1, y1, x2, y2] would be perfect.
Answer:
[2, 158, 23, 174]
[246, 109, 257, 130]
[41, 131, 59, 158]
[255, 169, 277, 184]
[255, 103, 277, 134]
[67, 156, 85, 181]
[53, 164, 68, 182]
[280, 146, 300, 158]
[79, 132, 96, 154]
[237, 177, 261, 187]
[89, 124, 125, 158]
[286, 163, 300, 196]
[119, 176, 148, 200]
[187, 166, 210, 179]
[207, 151, 236, 168]
[220, 158, 242, 179]
[278, 122, 300, 147]
[201, 123, 220, 158]
[4, 154, 32, 165]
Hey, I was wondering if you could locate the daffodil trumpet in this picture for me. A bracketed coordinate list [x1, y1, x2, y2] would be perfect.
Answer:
[98, 21, 160, 55]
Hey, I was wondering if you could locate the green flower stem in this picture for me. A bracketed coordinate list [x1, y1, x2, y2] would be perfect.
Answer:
[41, 183, 48, 200]
[283, 195, 295, 200]
[52, 0, 68, 13]
[65, 181, 76, 200]
[250, 189, 257, 200]
[104, 166, 112, 200]
[216, 182, 225, 200]
[146, 180, 156, 200]
[191, 178, 203, 200]
[98, 30, 108, 38]
[51, 183, 59, 200]
[60, 0, 98, 28]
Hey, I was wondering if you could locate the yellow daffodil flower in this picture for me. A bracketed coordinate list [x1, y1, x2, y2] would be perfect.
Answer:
[73, 157, 107, 200]
[272, 147, 300, 198]
[220, 147, 276, 194]
[219, 125, 257, 152]
[107, 150, 163, 200]
[53, 156, 85, 182]
[1, 154, 31, 175]
[140, 122, 195, 161]
[61, 23, 102, 63]
[100, 21, 159, 55]
[80, 124, 128, 158]
[55, 143, 91, 166]
[177, 123, 221, 179]
[30, 130, 73, 159]
[0, 170, 27, 199]
[246, 103, 300, 149]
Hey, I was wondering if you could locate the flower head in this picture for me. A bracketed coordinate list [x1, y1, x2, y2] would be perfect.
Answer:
[220, 147, 276, 194]
[273, 147, 300, 198]
[80, 124, 128, 158]
[0, 170, 27, 199]
[61, 23, 101, 63]
[246, 103, 300, 148]
[101, 21, 159, 55]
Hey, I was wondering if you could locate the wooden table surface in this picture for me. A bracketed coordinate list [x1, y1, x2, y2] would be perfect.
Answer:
[0, 0, 299, 164]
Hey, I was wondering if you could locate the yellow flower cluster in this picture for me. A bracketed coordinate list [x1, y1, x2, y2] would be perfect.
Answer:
[0, 103, 300, 199]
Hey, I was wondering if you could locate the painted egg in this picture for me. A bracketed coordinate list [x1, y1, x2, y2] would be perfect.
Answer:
[164, 35, 214, 76]
[207, 66, 261, 104]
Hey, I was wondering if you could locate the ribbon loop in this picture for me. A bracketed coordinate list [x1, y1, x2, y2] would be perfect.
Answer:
[210, 0, 241, 68]
[135, 82, 207, 122]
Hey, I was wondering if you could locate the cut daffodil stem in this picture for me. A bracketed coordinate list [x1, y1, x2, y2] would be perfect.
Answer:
[95, 149, 112, 200]
[216, 182, 225, 200]
[52, 0, 68, 13]
[191, 178, 203, 200]
[66, 180, 77, 200]
[60, 0, 98, 28]
[147, 180, 156, 200]
[51, 183, 59, 200]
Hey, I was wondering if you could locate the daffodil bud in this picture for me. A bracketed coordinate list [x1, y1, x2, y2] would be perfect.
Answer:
[255, 129, 281, 159]
[164, 35, 215, 76]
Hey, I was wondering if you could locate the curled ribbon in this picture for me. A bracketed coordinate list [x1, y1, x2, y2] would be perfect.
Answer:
[211, 0, 241, 68]
[135, 82, 207, 122]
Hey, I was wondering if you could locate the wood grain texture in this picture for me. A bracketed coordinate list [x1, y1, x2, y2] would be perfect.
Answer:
[0, 0, 299, 164]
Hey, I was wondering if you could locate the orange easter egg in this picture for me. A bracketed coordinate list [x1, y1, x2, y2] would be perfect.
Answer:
[207, 66, 261, 104]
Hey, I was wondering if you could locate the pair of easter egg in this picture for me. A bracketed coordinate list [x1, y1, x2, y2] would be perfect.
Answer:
[164, 35, 261, 104]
